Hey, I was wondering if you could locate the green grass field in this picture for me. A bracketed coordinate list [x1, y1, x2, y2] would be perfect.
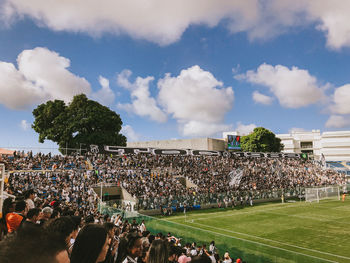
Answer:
[141, 199, 350, 263]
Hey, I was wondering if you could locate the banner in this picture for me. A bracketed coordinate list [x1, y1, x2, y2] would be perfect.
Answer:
[89, 145, 301, 158]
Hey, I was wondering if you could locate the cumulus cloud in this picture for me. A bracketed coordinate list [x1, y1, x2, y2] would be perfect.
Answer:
[325, 115, 350, 128]
[91, 76, 115, 106]
[307, 1, 350, 50]
[1, 0, 258, 45]
[121, 125, 140, 142]
[0, 47, 91, 110]
[236, 122, 256, 135]
[20, 119, 30, 131]
[181, 121, 232, 138]
[330, 84, 350, 115]
[252, 90, 273, 105]
[158, 65, 234, 136]
[3, 1, 350, 48]
[238, 63, 324, 108]
[117, 70, 167, 123]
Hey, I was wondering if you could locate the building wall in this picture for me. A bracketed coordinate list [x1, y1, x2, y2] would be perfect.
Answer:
[127, 138, 226, 151]
[277, 130, 350, 161]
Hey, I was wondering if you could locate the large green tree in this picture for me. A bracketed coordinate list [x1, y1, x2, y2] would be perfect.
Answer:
[241, 127, 284, 152]
[32, 94, 126, 154]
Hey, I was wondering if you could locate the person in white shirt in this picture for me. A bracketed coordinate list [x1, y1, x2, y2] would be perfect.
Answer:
[223, 252, 232, 263]
[25, 189, 35, 210]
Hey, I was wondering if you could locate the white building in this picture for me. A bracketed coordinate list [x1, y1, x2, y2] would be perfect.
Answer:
[127, 137, 225, 151]
[277, 130, 350, 161]
[127, 130, 350, 161]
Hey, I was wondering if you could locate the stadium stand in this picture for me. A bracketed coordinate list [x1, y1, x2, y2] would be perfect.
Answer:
[0, 150, 346, 262]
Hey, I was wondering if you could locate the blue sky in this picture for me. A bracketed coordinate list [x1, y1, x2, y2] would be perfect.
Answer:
[1, 1, 350, 153]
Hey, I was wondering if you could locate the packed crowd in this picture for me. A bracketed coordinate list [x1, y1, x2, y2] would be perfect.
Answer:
[2, 152, 346, 213]
[0, 151, 346, 262]
[0, 194, 243, 263]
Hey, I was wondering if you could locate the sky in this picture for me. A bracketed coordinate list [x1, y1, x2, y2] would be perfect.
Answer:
[1, 0, 350, 153]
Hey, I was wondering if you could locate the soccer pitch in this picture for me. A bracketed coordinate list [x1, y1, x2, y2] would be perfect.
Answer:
[142, 199, 350, 263]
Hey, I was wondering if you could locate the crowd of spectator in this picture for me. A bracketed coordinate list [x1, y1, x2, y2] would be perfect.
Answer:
[2, 152, 346, 212]
[0, 193, 243, 263]
[0, 151, 346, 262]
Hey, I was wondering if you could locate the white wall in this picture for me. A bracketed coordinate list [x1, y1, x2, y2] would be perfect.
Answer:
[277, 130, 350, 161]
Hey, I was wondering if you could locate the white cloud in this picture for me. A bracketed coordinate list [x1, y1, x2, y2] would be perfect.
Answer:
[0, 47, 91, 110]
[91, 76, 115, 106]
[20, 119, 30, 131]
[238, 63, 324, 108]
[252, 90, 273, 105]
[182, 121, 232, 137]
[330, 84, 350, 115]
[1, 0, 258, 46]
[236, 122, 256, 135]
[117, 70, 167, 122]
[288, 127, 308, 133]
[307, 1, 350, 50]
[121, 125, 140, 142]
[3, 1, 350, 48]
[158, 65, 234, 137]
[325, 115, 350, 128]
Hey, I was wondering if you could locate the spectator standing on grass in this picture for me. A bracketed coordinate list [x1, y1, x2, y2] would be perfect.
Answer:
[178, 248, 191, 263]
[209, 241, 216, 254]
[223, 252, 232, 263]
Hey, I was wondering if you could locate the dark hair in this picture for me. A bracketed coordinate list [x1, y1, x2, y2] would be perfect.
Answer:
[50, 210, 60, 219]
[148, 239, 168, 263]
[24, 189, 35, 199]
[70, 224, 108, 263]
[15, 200, 26, 212]
[85, 214, 94, 224]
[27, 208, 41, 219]
[191, 255, 211, 263]
[115, 231, 142, 263]
[2, 197, 14, 218]
[45, 216, 75, 244]
[103, 222, 115, 232]
[142, 230, 150, 237]
[70, 216, 82, 230]
[0, 227, 67, 263]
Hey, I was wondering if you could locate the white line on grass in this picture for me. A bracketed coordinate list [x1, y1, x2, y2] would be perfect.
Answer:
[181, 200, 350, 223]
[173, 202, 294, 220]
[263, 211, 350, 226]
[152, 216, 339, 263]
[185, 202, 308, 221]
[190, 220, 350, 261]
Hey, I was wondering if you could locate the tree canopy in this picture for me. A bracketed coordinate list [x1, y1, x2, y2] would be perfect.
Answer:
[32, 94, 126, 154]
[241, 127, 284, 152]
